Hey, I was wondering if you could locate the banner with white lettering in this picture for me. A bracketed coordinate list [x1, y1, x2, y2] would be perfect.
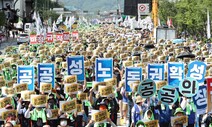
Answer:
[56, 34, 63, 41]
[125, 67, 142, 92]
[63, 32, 70, 41]
[193, 85, 207, 114]
[67, 56, 85, 81]
[187, 61, 207, 83]
[148, 64, 164, 81]
[46, 33, 53, 43]
[38, 63, 55, 88]
[207, 78, 212, 113]
[17, 66, 34, 90]
[95, 58, 113, 82]
[168, 62, 184, 87]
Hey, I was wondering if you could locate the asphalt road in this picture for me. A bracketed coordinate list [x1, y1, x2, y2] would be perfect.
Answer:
[0, 38, 17, 54]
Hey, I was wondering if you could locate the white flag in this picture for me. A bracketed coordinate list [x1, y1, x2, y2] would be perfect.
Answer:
[64, 16, 69, 26]
[56, 14, 63, 24]
[53, 21, 58, 32]
[207, 9, 211, 39]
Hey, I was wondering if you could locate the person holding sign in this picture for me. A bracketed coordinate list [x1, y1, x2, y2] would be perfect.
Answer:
[131, 96, 147, 127]
[180, 97, 196, 127]
[85, 101, 116, 127]
[24, 103, 52, 127]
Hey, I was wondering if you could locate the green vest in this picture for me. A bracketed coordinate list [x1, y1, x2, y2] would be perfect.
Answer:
[30, 108, 47, 123]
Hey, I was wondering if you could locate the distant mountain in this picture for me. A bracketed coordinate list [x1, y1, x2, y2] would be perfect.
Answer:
[58, 0, 124, 12]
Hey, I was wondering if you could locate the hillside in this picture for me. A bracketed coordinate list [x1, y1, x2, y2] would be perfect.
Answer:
[58, 0, 124, 12]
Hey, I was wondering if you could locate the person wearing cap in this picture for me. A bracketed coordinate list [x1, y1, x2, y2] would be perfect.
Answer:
[135, 120, 146, 127]
[131, 96, 146, 127]
[174, 107, 185, 117]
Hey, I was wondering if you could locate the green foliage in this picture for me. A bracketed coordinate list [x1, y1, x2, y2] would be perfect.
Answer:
[0, 11, 6, 26]
[159, 0, 212, 38]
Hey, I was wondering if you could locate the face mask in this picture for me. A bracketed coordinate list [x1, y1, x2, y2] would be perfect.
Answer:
[10, 120, 17, 126]
[60, 120, 67, 126]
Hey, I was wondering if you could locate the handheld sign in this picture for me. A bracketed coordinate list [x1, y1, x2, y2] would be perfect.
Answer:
[207, 78, 212, 112]
[179, 77, 199, 98]
[64, 75, 77, 84]
[38, 63, 55, 88]
[125, 67, 142, 92]
[91, 110, 108, 124]
[158, 85, 179, 105]
[171, 116, 188, 127]
[148, 64, 164, 81]
[40, 82, 52, 93]
[187, 61, 206, 83]
[95, 58, 113, 82]
[193, 85, 207, 114]
[144, 120, 158, 127]
[67, 56, 85, 81]
[60, 99, 77, 113]
[168, 62, 184, 87]
[64, 83, 78, 94]
[0, 97, 12, 108]
[13, 83, 28, 93]
[17, 66, 35, 90]
[30, 95, 47, 108]
[137, 79, 156, 98]
[21, 90, 36, 101]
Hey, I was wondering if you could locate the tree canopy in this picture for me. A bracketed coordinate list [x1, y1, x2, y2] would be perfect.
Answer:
[158, 0, 212, 39]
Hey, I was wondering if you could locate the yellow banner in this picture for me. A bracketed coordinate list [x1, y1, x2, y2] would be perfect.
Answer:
[77, 104, 83, 113]
[3, 62, 10, 68]
[48, 109, 58, 120]
[99, 85, 113, 97]
[0, 64, 3, 71]
[16, 60, 23, 65]
[14, 83, 28, 93]
[21, 91, 36, 101]
[77, 92, 87, 101]
[64, 83, 78, 94]
[93, 82, 106, 91]
[1, 109, 17, 120]
[92, 110, 108, 123]
[171, 116, 188, 127]
[60, 99, 77, 113]
[62, 62, 67, 68]
[0, 80, 6, 88]
[144, 120, 159, 127]
[64, 75, 77, 84]
[31, 95, 47, 107]
[40, 83, 52, 93]
[105, 78, 117, 86]
[156, 81, 167, 90]
[0, 97, 11, 108]
[123, 61, 133, 67]
[7, 81, 14, 88]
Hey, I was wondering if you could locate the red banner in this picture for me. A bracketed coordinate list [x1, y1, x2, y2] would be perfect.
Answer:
[46, 33, 53, 43]
[63, 32, 70, 41]
[56, 34, 63, 42]
[30, 35, 37, 45]
[207, 78, 212, 112]
[37, 35, 44, 44]
[72, 31, 79, 40]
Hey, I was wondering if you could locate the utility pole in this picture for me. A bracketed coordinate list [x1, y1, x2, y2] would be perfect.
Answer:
[152, 0, 158, 27]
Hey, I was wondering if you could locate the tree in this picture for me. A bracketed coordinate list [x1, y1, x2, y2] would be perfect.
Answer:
[158, 0, 177, 26]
